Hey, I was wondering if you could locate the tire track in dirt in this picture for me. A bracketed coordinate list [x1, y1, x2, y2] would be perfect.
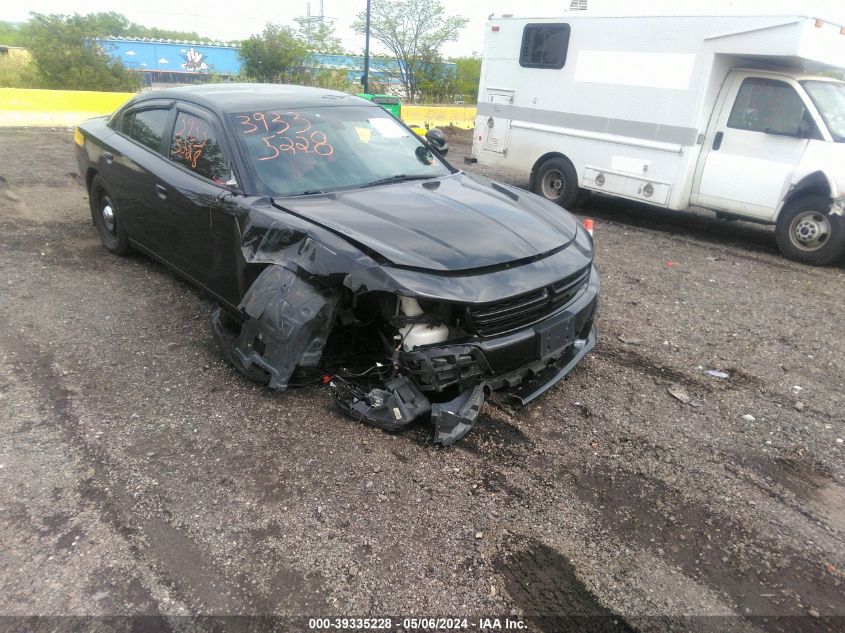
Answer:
[0, 328, 323, 616]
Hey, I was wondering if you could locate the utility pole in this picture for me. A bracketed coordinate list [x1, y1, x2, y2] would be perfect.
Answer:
[362, 0, 371, 93]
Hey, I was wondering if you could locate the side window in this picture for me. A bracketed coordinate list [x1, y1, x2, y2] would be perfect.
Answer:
[170, 111, 228, 183]
[119, 111, 134, 135]
[727, 78, 808, 136]
[519, 23, 570, 69]
[129, 108, 170, 152]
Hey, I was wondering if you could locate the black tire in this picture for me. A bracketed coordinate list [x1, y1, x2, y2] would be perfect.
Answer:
[532, 156, 581, 209]
[775, 195, 845, 266]
[89, 174, 130, 255]
[210, 307, 271, 385]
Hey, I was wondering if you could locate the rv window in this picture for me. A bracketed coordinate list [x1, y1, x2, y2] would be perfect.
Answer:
[519, 23, 570, 69]
[727, 78, 808, 137]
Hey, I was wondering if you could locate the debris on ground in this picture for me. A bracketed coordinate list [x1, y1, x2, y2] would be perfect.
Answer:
[706, 369, 730, 379]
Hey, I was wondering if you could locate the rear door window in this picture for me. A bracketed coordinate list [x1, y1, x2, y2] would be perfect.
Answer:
[128, 108, 170, 153]
[169, 111, 228, 183]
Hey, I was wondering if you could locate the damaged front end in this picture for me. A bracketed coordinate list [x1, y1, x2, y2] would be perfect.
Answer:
[212, 193, 599, 446]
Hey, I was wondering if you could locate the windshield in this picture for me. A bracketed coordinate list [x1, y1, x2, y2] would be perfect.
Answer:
[231, 106, 451, 196]
[801, 80, 845, 142]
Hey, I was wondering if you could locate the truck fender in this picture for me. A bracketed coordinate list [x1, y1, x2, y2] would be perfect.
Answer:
[779, 170, 837, 218]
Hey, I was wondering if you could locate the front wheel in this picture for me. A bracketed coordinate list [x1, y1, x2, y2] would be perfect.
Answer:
[532, 157, 581, 209]
[775, 195, 845, 266]
[210, 307, 271, 385]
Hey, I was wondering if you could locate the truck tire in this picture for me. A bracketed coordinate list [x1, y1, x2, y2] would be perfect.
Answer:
[533, 157, 581, 209]
[775, 195, 845, 266]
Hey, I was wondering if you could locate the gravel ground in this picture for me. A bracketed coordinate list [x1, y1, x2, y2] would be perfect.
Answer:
[0, 126, 843, 632]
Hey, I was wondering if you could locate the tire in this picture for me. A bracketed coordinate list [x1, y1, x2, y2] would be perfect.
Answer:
[210, 307, 271, 385]
[89, 174, 130, 255]
[775, 195, 845, 266]
[532, 156, 581, 209]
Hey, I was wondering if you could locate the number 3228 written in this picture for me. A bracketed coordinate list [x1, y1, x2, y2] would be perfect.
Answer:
[259, 130, 334, 160]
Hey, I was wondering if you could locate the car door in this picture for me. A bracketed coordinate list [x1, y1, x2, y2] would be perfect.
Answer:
[103, 102, 174, 243]
[692, 75, 822, 220]
[152, 105, 234, 290]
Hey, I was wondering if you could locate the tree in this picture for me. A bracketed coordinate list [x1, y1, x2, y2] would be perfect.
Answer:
[25, 13, 140, 91]
[452, 56, 481, 102]
[239, 24, 311, 83]
[0, 21, 27, 47]
[76, 11, 207, 41]
[352, 0, 467, 102]
[79, 11, 130, 37]
[294, 18, 343, 54]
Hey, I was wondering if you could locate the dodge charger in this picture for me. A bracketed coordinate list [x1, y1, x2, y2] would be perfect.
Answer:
[73, 84, 600, 445]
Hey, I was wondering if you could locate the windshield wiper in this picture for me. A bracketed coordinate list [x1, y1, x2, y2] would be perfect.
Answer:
[360, 174, 435, 189]
[287, 189, 326, 196]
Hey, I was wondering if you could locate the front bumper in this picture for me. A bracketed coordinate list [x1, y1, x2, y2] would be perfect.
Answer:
[400, 264, 600, 405]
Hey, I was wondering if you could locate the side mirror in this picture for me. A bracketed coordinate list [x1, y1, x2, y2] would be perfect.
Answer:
[425, 127, 448, 156]
[415, 145, 434, 165]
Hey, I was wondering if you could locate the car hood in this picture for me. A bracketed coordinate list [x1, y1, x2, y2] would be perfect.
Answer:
[271, 173, 579, 272]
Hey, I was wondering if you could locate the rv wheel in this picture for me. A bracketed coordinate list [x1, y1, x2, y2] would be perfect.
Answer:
[775, 195, 845, 266]
[533, 157, 581, 209]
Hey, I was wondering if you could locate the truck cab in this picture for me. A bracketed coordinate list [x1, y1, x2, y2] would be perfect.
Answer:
[692, 69, 845, 263]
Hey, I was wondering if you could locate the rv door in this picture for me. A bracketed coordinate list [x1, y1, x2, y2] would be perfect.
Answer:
[693, 74, 819, 220]
[482, 91, 513, 154]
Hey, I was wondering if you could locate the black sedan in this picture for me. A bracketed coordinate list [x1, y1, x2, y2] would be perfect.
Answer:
[74, 84, 599, 445]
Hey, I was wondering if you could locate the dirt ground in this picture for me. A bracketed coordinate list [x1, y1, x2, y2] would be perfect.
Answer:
[0, 126, 843, 632]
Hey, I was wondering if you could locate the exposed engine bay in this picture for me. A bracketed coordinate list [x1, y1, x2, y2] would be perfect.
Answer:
[212, 248, 598, 446]
[207, 173, 599, 447]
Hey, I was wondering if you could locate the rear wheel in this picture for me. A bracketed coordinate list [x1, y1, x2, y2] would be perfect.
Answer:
[89, 174, 130, 255]
[532, 157, 581, 209]
[775, 195, 845, 265]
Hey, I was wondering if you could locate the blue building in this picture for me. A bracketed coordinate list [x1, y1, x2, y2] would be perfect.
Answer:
[96, 38, 456, 90]
[97, 38, 241, 86]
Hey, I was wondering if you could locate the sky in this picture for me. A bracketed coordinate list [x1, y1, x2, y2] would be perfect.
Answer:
[7, 0, 845, 57]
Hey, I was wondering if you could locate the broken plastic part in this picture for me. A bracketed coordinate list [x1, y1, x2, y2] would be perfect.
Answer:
[432, 384, 485, 446]
[228, 265, 339, 390]
[331, 375, 431, 431]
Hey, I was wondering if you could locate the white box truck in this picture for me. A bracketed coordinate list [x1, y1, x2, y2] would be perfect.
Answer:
[471, 3, 845, 264]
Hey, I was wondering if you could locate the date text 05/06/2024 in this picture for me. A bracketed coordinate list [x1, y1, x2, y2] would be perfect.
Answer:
[307, 617, 527, 630]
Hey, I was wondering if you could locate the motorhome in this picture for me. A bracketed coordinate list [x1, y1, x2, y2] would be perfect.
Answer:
[471, 3, 845, 264]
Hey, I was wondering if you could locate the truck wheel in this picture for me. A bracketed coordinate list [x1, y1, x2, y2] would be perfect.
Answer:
[533, 157, 581, 209]
[89, 175, 130, 255]
[775, 195, 845, 265]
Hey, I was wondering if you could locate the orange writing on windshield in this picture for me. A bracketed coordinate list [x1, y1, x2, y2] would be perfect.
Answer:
[237, 111, 335, 160]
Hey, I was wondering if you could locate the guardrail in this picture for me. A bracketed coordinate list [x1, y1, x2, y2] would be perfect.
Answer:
[0, 88, 477, 128]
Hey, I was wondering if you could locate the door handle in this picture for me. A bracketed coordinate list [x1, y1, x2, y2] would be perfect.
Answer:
[103, 151, 113, 164]
[155, 184, 167, 199]
[712, 131, 724, 151]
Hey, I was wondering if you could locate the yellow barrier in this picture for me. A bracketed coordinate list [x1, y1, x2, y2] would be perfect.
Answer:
[0, 88, 136, 127]
[0, 88, 478, 129]
[401, 105, 476, 129]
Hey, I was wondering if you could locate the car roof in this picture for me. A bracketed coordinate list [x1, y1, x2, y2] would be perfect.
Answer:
[131, 83, 372, 115]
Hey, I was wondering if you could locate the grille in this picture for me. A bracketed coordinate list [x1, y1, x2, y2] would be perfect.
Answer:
[467, 267, 590, 337]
